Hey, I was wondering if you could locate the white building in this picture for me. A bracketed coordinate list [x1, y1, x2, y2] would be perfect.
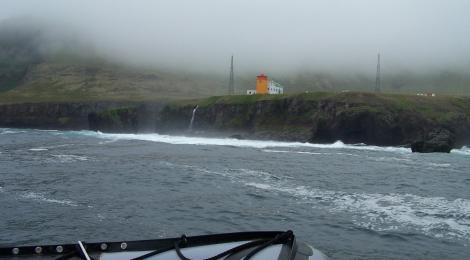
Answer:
[267, 80, 284, 94]
[247, 74, 285, 95]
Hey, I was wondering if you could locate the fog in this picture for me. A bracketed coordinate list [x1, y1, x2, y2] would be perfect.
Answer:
[1, 0, 470, 75]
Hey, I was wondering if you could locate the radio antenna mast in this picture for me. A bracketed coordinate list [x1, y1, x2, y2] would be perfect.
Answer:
[375, 53, 381, 93]
[228, 55, 234, 95]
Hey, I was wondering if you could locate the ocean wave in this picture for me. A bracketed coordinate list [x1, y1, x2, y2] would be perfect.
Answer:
[174, 163, 470, 241]
[262, 149, 360, 157]
[262, 149, 325, 155]
[0, 129, 26, 135]
[370, 156, 412, 162]
[76, 131, 410, 153]
[20, 192, 78, 207]
[50, 154, 89, 163]
[452, 146, 470, 156]
[426, 162, 451, 168]
[29, 148, 48, 151]
[244, 181, 470, 241]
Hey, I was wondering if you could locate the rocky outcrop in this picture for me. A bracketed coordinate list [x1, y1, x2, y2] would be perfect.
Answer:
[157, 93, 470, 151]
[0, 102, 123, 129]
[0, 101, 164, 131]
[88, 107, 138, 133]
[411, 128, 456, 153]
[1, 92, 470, 153]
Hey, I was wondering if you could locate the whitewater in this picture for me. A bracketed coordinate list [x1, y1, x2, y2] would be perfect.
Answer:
[1, 128, 469, 259]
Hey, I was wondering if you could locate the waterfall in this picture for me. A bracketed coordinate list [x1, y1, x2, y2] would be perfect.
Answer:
[188, 105, 198, 131]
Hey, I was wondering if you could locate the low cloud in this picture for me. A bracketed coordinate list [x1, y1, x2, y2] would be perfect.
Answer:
[1, 0, 470, 76]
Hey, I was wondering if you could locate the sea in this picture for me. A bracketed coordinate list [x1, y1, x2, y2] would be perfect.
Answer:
[1, 127, 470, 259]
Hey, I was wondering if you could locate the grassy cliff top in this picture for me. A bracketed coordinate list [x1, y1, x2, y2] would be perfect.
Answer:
[169, 91, 470, 124]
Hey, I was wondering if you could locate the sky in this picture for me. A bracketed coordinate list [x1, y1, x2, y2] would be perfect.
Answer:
[1, 0, 470, 75]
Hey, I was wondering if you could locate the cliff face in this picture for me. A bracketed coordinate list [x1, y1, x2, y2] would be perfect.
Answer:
[0, 102, 164, 131]
[1, 92, 469, 151]
[158, 93, 470, 148]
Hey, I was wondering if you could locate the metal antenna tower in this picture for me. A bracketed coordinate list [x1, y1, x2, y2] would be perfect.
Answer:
[375, 53, 381, 93]
[228, 55, 234, 95]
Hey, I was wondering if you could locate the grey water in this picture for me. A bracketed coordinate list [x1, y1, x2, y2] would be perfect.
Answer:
[1, 128, 470, 259]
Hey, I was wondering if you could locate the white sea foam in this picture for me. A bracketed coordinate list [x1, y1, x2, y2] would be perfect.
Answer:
[174, 163, 470, 241]
[0, 129, 26, 134]
[427, 162, 452, 168]
[244, 181, 470, 240]
[50, 154, 89, 163]
[262, 149, 360, 157]
[452, 146, 470, 156]
[42, 144, 74, 149]
[371, 156, 412, 162]
[262, 149, 324, 155]
[20, 192, 78, 207]
[29, 148, 48, 151]
[77, 131, 410, 153]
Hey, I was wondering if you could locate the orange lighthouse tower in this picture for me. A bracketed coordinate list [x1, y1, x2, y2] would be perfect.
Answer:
[256, 74, 269, 94]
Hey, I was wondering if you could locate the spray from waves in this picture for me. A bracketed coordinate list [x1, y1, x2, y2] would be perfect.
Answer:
[20, 192, 78, 207]
[74, 131, 410, 153]
[452, 146, 470, 156]
[159, 161, 470, 241]
[0, 128, 26, 135]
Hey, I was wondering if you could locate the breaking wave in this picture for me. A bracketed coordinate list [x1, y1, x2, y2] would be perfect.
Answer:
[20, 192, 78, 207]
[49, 154, 89, 163]
[29, 148, 48, 151]
[452, 146, 470, 156]
[76, 131, 410, 153]
[246, 182, 470, 240]
[163, 162, 470, 241]
[0, 128, 26, 135]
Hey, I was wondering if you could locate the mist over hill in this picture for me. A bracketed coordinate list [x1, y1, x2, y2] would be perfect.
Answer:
[1, 0, 470, 102]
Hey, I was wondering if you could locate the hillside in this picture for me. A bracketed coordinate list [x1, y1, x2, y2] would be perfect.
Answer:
[2, 18, 470, 104]
[0, 61, 228, 103]
[0, 18, 227, 103]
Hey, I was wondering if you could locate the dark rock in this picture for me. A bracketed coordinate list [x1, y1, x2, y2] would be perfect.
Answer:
[411, 128, 455, 153]
[0, 101, 165, 132]
[2, 93, 470, 151]
[88, 104, 166, 133]
[88, 107, 138, 133]
[310, 105, 405, 145]
[0, 102, 126, 129]
[157, 95, 470, 149]
[230, 134, 244, 140]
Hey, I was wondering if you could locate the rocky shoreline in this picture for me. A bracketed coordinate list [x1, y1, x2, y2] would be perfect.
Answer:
[1, 92, 469, 153]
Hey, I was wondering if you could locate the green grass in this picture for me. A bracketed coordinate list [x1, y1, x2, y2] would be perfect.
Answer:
[165, 91, 470, 127]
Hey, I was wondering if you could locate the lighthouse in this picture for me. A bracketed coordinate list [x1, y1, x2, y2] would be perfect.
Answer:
[256, 74, 269, 94]
[247, 74, 284, 95]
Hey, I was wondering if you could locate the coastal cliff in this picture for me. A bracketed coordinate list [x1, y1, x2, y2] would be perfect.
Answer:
[0, 101, 164, 132]
[1, 92, 469, 152]
[158, 92, 470, 150]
